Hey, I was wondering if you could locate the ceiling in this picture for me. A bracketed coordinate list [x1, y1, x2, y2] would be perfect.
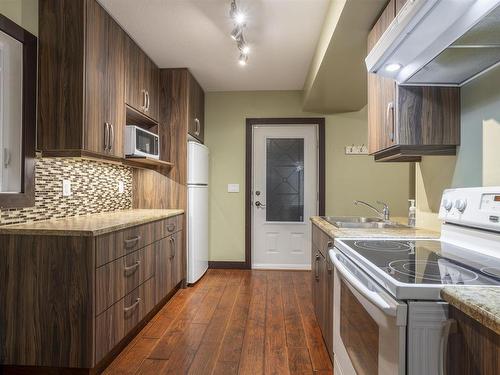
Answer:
[302, 0, 387, 114]
[98, 0, 329, 92]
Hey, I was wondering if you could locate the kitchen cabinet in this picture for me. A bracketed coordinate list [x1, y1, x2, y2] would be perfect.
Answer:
[125, 36, 160, 122]
[0, 213, 184, 371]
[38, 0, 126, 159]
[312, 224, 334, 361]
[188, 76, 205, 142]
[447, 306, 500, 375]
[367, 0, 460, 162]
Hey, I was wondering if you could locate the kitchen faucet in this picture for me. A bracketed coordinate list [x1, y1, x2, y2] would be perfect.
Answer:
[353, 200, 390, 221]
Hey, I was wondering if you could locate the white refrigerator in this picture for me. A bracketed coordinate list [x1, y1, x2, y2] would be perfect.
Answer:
[187, 141, 209, 284]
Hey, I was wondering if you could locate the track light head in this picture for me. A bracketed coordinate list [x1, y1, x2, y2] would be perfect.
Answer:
[238, 53, 248, 66]
[237, 38, 250, 55]
[230, 26, 243, 41]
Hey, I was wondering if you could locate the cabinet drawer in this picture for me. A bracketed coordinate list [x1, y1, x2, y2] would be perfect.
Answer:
[163, 214, 183, 236]
[96, 220, 163, 267]
[95, 277, 155, 363]
[95, 244, 155, 315]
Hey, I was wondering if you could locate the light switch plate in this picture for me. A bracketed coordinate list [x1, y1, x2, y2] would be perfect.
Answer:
[228, 184, 240, 193]
[118, 180, 124, 194]
[62, 180, 72, 196]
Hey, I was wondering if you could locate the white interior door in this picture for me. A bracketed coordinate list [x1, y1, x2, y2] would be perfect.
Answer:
[252, 125, 318, 269]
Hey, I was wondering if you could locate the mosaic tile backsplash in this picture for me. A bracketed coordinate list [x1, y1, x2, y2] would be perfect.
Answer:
[0, 158, 133, 226]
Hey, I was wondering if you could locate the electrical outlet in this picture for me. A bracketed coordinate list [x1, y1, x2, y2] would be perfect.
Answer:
[62, 180, 72, 196]
[118, 180, 124, 194]
[228, 184, 240, 193]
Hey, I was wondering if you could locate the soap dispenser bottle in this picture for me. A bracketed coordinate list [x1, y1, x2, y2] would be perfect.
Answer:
[408, 199, 416, 227]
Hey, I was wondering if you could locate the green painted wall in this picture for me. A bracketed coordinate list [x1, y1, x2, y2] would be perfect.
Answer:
[205, 91, 411, 262]
[416, 65, 500, 231]
[0, 0, 38, 36]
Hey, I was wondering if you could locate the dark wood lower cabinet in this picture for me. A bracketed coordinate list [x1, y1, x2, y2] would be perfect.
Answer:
[0, 214, 184, 373]
[447, 306, 500, 375]
[311, 224, 334, 361]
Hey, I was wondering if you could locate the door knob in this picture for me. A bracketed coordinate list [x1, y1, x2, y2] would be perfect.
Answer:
[255, 201, 266, 208]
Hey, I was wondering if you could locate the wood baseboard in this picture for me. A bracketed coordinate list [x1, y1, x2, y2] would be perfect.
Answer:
[208, 261, 248, 269]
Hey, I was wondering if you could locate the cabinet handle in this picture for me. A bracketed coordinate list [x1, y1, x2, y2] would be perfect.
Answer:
[124, 298, 141, 313]
[124, 235, 141, 248]
[124, 260, 141, 274]
[386, 101, 395, 142]
[194, 118, 200, 136]
[141, 89, 147, 111]
[104, 122, 110, 151]
[315, 253, 320, 281]
[167, 223, 176, 232]
[439, 319, 457, 375]
[146, 90, 150, 111]
[109, 123, 114, 151]
[169, 236, 176, 259]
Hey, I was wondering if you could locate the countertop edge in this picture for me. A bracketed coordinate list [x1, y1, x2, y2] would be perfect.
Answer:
[0, 209, 184, 237]
[310, 216, 440, 239]
[441, 287, 500, 335]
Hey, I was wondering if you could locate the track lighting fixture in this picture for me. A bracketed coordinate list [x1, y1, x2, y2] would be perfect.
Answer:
[229, 0, 250, 66]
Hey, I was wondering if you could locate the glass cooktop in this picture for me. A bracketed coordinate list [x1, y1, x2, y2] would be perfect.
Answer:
[340, 239, 500, 286]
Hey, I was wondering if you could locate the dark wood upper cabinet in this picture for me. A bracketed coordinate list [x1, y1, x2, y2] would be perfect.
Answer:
[188, 75, 205, 143]
[39, 0, 126, 159]
[125, 36, 159, 122]
[367, 0, 460, 162]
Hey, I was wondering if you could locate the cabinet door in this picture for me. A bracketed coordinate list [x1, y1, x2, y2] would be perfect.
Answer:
[147, 60, 159, 121]
[125, 37, 143, 113]
[154, 237, 172, 304]
[85, 0, 124, 157]
[170, 231, 183, 288]
[367, 0, 396, 153]
[85, 0, 108, 155]
[188, 74, 205, 142]
[447, 306, 500, 375]
[106, 15, 125, 157]
[325, 253, 334, 359]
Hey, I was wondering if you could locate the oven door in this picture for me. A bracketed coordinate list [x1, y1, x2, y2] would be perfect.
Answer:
[330, 248, 407, 375]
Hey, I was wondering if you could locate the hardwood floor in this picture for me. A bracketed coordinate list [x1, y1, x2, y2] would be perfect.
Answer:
[104, 269, 333, 375]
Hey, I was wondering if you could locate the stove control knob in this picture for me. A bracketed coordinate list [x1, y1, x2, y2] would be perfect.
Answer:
[455, 199, 467, 213]
[442, 199, 453, 211]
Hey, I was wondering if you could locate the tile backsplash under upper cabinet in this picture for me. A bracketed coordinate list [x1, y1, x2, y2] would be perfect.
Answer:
[0, 158, 132, 226]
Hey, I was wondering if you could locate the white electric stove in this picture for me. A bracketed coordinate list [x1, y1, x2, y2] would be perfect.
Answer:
[330, 187, 500, 375]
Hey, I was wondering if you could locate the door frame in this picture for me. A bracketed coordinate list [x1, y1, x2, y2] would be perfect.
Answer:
[245, 118, 326, 269]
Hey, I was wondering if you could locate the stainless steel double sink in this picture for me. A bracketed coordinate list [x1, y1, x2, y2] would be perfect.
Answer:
[321, 216, 407, 229]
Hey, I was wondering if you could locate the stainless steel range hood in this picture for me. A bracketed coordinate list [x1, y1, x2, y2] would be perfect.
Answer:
[365, 0, 500, 86]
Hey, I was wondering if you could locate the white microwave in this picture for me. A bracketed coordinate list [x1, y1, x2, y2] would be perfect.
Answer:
[125, 125, 159, 159]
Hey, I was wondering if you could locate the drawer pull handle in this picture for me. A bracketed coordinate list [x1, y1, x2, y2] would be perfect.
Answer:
[124, 260, 141, 273]
[124, 298, 141, 313]
[167, 223, 176, 232]
[124, 235, 141, 247]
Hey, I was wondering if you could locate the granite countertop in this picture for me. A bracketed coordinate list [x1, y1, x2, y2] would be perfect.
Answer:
[0, 209, 184, 237]
[441, 287, 500, 335]
[310, 216, 439, 239]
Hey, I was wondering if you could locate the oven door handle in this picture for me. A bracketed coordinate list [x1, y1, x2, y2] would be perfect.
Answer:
[330, 248, 398, 316]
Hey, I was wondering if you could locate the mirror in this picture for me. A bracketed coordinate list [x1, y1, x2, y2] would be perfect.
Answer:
[0, 15, 36, 208]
